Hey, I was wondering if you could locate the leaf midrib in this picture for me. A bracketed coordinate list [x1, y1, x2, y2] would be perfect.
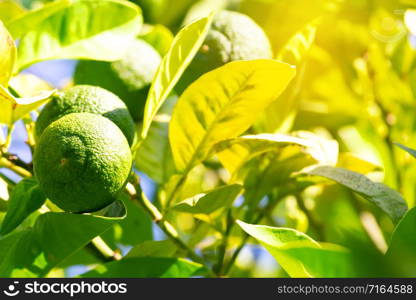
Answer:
[182, 70, 255, 174]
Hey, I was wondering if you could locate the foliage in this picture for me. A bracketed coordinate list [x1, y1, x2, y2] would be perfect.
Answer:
[1, 0, 416, 278]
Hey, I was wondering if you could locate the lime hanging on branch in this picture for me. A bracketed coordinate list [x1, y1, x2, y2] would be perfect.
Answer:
[177, 10, 273, 93]
[74, 39, 162, 121]
[35, 85, 136, 146]
[34, 113, 133, 213]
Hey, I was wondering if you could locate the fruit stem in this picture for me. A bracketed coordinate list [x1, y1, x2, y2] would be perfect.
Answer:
[0, 157, 32, 178]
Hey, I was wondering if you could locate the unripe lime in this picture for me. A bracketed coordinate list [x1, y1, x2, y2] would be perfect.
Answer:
[178, 10, 273, 93]
[74, 39, 161, 121]
[34, 113, 132, 213]
[35, 85, 136, 146]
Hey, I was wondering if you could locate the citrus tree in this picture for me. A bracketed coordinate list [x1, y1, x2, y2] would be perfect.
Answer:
[0, 0, 416, 278]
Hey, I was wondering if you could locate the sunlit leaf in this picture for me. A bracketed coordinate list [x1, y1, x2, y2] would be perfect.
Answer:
[0, 20, 16, 87]
[258, 20, 317, 133]
[237, 220, 356, 277]
[170, 59, 296, 173]
[215, 132, 338, 178]
[0, 178, 46, 236]
[139, 24, 174, 56]
[136, 96, 176, 183]
[174, 184, 242, 214]
[0, 85, 55, 125]
[8, 0, 143, 71]
[336, 153, 381, 174]
[277, 19, 318, 66]
[0, 0, 26, 23]
[303, 166, 408, 223]
[141, 14, 213, 140]
[8, 73, 53, 97]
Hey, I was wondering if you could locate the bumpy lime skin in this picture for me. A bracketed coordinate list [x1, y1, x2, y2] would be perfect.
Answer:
[74, 39, 162, 121]
[35, 85, 136, 146]
[178, 10, 273, 92]
[34, 113, 133, 213]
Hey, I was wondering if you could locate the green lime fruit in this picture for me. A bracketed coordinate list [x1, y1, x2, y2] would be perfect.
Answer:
[74, 39, 162, 121]
[177, 10, 273, 93]
[34, 113, 132, 213]
[35, 85, 136, 146]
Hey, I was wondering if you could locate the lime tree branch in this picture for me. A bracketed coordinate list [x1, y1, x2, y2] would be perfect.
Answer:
[222, 195, 283, 276]
[127, 173, 211, 271]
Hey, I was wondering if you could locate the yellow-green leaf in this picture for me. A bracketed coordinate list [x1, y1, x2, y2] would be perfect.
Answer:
[215, 132, 338, 178]
[8, 0, 143, 71]
[336, 153, 381, 174]
[141, 14, 213, 140]
[139, 24, 174, 57]
[277, 20, 318, 65]
[0, 85, 55, 125]
[237, 220, 356, 277]
[0, 0, 26, 24]
[0, 20, 16, 87]
[174, 184, 243, 215]
[170, 59, 296, 173]
[258, 20, 317, 134]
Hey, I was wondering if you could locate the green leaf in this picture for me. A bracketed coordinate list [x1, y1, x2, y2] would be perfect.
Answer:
[303, 166, 408, 223]
[0, 85, 55, 125]
[0, 0, 26, 24]
[136, 96, 176, 183]
[174, 184, 243, 214]
[0, 200, 126, 277]
[126, 240, 177, 258]
[81, 257, 205, 278]
[386, 207, 416, 275]
[139, 24, 174, 56]
[395, 142, 416, 158]
[0, 230, 39, 277]
[8, 0, 143, 71]
[237, 220, 356, 277]
[1, 178, 46, 236]
[215, 132, 338, 178]
[101, 193, 153, 248]
[140, 14, 213, 140]
[0, 20, 16, 86]
[34, 204, 124, 272]
[170, 59, 296, 173]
